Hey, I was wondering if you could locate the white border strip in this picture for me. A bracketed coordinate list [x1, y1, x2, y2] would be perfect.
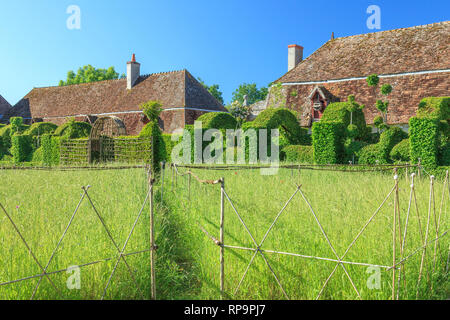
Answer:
[281, 69, 450, 86]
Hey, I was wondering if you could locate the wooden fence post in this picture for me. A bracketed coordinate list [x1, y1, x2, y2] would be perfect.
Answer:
[220, 177, 225, 299]
[392, 174, 399, 300]
[149, 167, 156, 300]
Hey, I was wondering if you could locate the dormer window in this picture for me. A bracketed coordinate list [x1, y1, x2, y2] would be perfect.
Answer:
[308, 86, 329, 123]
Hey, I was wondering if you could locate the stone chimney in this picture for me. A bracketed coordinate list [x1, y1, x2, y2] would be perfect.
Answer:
[288, 44, 303, 72]
[127, 53, 140, 89]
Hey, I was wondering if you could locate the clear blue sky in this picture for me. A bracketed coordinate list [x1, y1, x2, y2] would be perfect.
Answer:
[0, 0, 448, 105]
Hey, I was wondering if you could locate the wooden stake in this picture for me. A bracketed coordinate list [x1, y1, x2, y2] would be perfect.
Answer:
[220, 177, 225, 299]
[149, 168, 156, 300]
[392, 175, 398, 300]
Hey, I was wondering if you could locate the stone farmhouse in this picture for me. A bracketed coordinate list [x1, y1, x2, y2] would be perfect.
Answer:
[261, 21, 449, 130]
[1, 55, 227, 134]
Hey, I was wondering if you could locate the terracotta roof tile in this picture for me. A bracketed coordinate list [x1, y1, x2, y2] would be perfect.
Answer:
[278, 21, 450, 83]
[4, 69, 226, 121]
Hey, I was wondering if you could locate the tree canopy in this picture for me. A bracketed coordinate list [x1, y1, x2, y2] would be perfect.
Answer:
[59, 65, 124, 86]
[231, 83, 268, 106]
[197, 77, 224, 105]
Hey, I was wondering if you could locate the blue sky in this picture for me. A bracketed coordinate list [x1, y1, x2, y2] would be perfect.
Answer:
[0, 0, 448, 105]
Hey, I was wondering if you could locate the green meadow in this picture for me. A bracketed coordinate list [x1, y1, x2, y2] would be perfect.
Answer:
[0, 167, 448, 300]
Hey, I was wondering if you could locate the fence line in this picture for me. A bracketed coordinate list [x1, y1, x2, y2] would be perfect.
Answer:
[168, 163, 449, 300]
[0, 165, 157, 300]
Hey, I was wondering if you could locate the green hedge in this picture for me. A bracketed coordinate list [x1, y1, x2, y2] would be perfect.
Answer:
[358, 127, 408, 164]
[139, 121, 163, 172]
[42, 134, 61, 166]
[409, 117, 439, 168]
[439, 142, 450, 166]
[11, 134, 33, 163]
[416, 97, 449, 120]
[54, 120, 91, 138]
[196, 112, 237, 130]
[282, 145, 314, 163]
[390, 139, 410, 162]
[312, 121, 345, 164]
[24, 122, 58, 136]
[0, 125, 11, 151]
[321, 101, 370, 141]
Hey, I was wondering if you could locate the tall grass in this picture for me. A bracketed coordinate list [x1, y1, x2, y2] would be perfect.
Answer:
[161, 167, 449, 300]
[0, 167, 448, 300]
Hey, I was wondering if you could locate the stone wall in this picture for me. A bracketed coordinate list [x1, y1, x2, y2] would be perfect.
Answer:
[282, 72, 449, 126]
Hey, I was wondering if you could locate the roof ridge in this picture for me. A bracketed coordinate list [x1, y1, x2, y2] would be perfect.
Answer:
[334, 20, 449, 41]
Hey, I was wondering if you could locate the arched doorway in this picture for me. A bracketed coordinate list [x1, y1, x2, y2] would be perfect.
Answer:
[88, 116, 127, 163]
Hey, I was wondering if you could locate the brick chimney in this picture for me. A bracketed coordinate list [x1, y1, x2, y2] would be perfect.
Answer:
[127, 53, 140, 89]
[288, 44, 303, 72]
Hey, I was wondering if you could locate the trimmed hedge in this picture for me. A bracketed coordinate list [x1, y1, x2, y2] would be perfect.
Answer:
[249, 108, 310, 145]
[321, 101, 371, 141]
[54, 121, 91, 138]
[416, 97, 450, 120]
[409, 116, 439, 168]
[439, 142, 450, 166]
[390, 139, 410, 162]
[42, 134, 61, 166]
[282, 145, 314, 163]
[358, 127, 408, 164]
[139, 121, 163, 172]
[196, 112, 237, 130]
[312, 121, 345, 164]
[11, 134, 33, 163]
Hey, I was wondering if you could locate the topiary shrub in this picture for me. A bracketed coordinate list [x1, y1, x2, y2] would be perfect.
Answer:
[439, 142, 450, 166]
[42, 134, 61, 166]
[320, 100, 370, 141]
[0, 125, 12, 151]
[54, 120, 91, 139]
[196, 112, 238, 130]
[358, 127, 408, 164]
[139, 121, 163, 172]
[282, 145, 314, 163]
[344, 139, 368, 163]
[25, 122, 58, 136]
[390, 139, 410, 162]
[11, 134, 33, 163]
[251, 108, 310, 145]
[416, 97, 450, 120]
[312, 121, 345, 164]
[32, 146, 43, 163]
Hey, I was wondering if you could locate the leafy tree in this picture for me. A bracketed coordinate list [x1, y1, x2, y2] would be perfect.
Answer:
[231, 83, 268, 106]
[366, 74, 393, 129]
[197, 77, 224, 105]
[228, 100, 251, 126]
[59, 65, 121, 86]
[140, 101, 163, 122]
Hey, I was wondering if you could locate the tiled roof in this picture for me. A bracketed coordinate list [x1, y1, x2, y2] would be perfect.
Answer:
[4, 69, 226, 121]
[278, 21, 450, 83]
[0, 95, 11, 117]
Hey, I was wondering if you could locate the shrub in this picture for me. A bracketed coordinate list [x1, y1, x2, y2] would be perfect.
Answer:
[416, 97, 450, 120]
[139, 121, 163, 172]
[42, 134, 61, 166]
[282, 145, 314, 163]
[357, 144, 380, 165]
[366, 74, 379, 87]
[11, 134, 33, 163]
[0, 125, 12, 151]
[344, 139, 368, 163]
[312, 121, 345, 164]
[251, 108, 310, 145]
[390, 139, 410, 162]
[409, 117, 439, 168]
[197, 112, 237, 130]
[439, 142, 450, 166]
[358, 127, 408, 164]
[24, 122, 58, 136]
[54, 120, 91, 138]
[320, 101, 370, 141]
[32, 147, 43, 163]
